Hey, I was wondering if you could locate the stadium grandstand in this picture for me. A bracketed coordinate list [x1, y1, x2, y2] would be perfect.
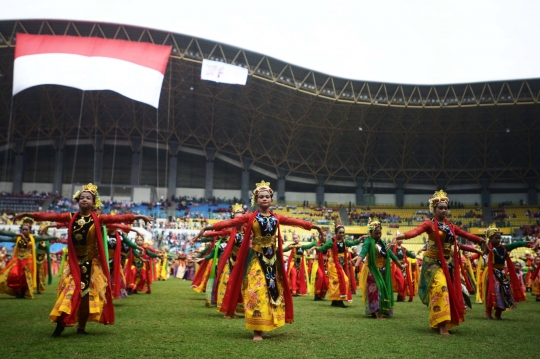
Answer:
[0, 5, 539, 257]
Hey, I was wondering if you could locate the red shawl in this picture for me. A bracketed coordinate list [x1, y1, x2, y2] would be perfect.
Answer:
[124, 248, 134, 286]
[112, 231, 122, 299]
[221, 210, 294, 323]
[315, 238, 329, 297]
[391, 245, 412, 301]
[331, 237, 348, 297]
[434, 218, 464, 326]
[213, 227, 238, 303]
[190, 237, 217, 288]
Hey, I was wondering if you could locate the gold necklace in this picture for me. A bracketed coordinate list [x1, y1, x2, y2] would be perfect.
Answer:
[76, 213, 92, 227]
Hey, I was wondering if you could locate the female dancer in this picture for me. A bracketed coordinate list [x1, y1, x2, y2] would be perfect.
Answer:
[483, 225, 531, 319]
[531, 256, 540, 301]
[356, 218, 403, 318]
[316, 224, 360, 307]
[195, 181, 324, 340]
[0, 219, 57, 298]
[284, 233, 317, 296]
[206, 203, 247, 314]
[125, 232, 160, 294]
[310, 237, 329, 301]
[388, 236, 416, 302]
[14, 183, 152, 336]
[191, 232, 230, 293]
[392, 190, 485, 335]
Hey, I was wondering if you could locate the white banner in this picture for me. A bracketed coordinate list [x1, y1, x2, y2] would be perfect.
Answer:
[201, 59, 248, 85]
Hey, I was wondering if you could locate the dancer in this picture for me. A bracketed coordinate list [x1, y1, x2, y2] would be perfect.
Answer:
[392, 190, 485, 335]
[356, 218, 403, 319]
[35, 223, 60, 294]
[514, 261, 526, 294]
[529, 256, 540, 301]
[0, 219, 57, 298]
[388, 235, 416, 302]
[195, 181, 324, 340]
[316, 224, 360, 308]
[191, 231, 230, 293]
[211, 203, 247, 316]
[125, 232, 160, 294]
[106, 224, 138, 299]
[309, 235, 329, 301]
[14, 183, 152, 337]
[483, 225, 532, 319]
[284, 233, 316, 296]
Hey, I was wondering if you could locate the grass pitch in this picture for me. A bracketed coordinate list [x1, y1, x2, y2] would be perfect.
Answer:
[1, 277, 537, 358]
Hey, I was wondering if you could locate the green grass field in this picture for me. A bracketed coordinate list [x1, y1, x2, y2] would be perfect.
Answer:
[1, 277, 538, 359]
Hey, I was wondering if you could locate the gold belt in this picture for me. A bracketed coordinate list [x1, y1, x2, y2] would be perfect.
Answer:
[424, 249, 451, 260]
[252, 235, 275, 248]
[493, 264, 505, 269]
[294, 255, 302, 259]
[338, 253, 345, 257]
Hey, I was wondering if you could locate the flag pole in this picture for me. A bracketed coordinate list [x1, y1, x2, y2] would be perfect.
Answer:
[70, 90, 85, 186]
[1, 96, 15, 192]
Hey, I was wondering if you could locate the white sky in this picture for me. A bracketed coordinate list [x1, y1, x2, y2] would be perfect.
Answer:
[2, 0, 540, 85]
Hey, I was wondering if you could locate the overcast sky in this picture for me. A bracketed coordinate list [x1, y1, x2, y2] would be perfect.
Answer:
[3, 0, 540, 85]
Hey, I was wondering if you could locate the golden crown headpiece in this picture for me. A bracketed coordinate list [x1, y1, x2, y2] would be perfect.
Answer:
[20, 217, 34, 228]
[485, 224, 500, 239]
[38, 221, 50, 232]
[428, 189, 449, 214]
[367, 217, 382, 232]
[251, 180, 273, 207]
[73, 183, 102, 210]
[231, 203, 244, 214]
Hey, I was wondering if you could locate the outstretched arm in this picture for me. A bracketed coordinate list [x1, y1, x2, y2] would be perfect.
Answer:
[0, 229, 17, 238]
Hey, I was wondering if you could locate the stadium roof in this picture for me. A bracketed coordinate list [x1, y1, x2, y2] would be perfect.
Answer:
[0, 6, 539, 190]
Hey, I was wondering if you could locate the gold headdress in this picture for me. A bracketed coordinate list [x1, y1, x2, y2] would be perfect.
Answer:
[251, 180, 273, 207]
[428, 189, 449, 214]
[73, 183, 102, 210]
[231, 203, 244, 213]
[367, 217, 382, 232]
[335, 220, 345, 232]
[485, 224, 500, 239]
[20, 217, 34, 229]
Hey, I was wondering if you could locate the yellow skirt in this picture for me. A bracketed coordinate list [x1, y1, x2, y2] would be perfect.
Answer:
[428, 268, 459, 329]
[37, 262, 47, 293]
[327, 257, 349, 301]
[242, 256, 285, 332]
[475, 268, 485, 304]
[50, 259, 108, 326]
[308, 260, 318, 295]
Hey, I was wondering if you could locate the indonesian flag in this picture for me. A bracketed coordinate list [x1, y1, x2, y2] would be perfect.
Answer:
[13, 33, 171, 108]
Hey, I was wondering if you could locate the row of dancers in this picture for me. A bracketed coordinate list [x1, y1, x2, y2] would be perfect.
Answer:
[190, 184, 540, 338]
[1, 182, 539, 340]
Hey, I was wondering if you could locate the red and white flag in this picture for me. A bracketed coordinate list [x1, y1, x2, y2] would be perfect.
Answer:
[13, 33, 171, 108]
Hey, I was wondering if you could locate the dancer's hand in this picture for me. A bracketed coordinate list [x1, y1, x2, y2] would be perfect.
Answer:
[12, 212, 31, 221]
[135, 215, 153, 224]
